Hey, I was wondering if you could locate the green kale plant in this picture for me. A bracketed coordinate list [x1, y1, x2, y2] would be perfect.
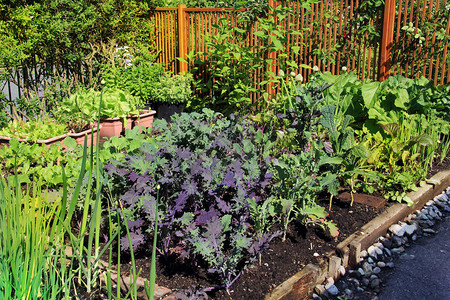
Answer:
[271, 140, 338, 241]
[319, 105, 376, 209]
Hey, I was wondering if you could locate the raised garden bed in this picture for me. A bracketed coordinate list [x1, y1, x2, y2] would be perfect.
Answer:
[103, 162, 450, 300]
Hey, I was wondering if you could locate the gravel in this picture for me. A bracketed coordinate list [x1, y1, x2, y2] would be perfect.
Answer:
[314, 187, 450, 300]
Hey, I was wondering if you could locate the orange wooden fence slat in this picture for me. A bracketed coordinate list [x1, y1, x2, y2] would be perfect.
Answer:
[149, 1, 447, 88]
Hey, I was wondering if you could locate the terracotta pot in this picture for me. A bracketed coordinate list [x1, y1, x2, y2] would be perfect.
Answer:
[124, 116, 134, 131]
[66, 126, 100, 148]
[99, 117, 123, 141]
[36, 133, 68, 149]
[132, 110, 156, 132]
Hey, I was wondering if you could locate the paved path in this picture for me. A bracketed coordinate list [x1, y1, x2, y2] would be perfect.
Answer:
[378, 216, 450, 300]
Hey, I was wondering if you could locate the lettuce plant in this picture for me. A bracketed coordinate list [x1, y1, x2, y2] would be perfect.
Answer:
[57, 87, 142, 125]
[0, 117, 67, 140]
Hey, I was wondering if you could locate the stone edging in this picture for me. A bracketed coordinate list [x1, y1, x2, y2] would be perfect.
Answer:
[265, 170, 450, 300]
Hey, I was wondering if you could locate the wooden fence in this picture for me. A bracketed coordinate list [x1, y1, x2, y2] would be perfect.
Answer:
[151, 0, 450, 85]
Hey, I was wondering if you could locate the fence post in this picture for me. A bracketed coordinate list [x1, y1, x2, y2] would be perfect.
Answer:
[177, 4, 188, 73]
[267, 0, 278, 97]
[378, 0, 395, 81]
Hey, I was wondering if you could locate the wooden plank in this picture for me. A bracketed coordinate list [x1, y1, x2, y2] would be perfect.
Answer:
[177, 5, 188, 73]
[378, 0, 395, 81]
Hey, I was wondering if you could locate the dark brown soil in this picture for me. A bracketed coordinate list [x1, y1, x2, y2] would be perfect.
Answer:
[427, 156, 450, 178]
[114, 197, 383, 300]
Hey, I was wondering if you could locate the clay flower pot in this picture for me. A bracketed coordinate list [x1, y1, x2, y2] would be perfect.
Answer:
[0, 134, 67, 149]
[99, 117, 124, 141]
[67, 126, 100, 148]
[132, 110, 156, 132]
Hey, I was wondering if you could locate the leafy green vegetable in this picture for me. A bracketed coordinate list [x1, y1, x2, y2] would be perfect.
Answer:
[0, 118, 67, 141]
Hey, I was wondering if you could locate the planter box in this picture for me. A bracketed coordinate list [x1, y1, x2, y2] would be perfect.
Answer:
[67, 126, 99, 148]
[132, 110, 156, 132]
[0, 126, 99, 150]
[0, 133, 67, 149]
[99, 111, 156, 142]
[99, 117, 123, 142]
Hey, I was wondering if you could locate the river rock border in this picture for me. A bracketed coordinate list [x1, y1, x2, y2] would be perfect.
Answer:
[265, 170, 450, 300]
[313, 186, 450, 299]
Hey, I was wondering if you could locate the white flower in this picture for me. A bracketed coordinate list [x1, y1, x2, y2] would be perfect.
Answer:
[290, 71, 296, 77]
[312, 66, 319, 72]
[295, 74, 303, 82]
[278, 69, 285, 77]
[342, 66, 348, 72]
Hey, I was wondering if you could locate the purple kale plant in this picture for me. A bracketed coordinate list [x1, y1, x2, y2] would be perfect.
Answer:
[105, 109, 278, 291]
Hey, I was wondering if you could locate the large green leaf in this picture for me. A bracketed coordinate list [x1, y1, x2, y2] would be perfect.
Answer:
[361, 81, 380, 109]
[318, 156, 343, 167]
[352, 144, 371, 159]
[393, 89, 409, 110]
[320, 105, 337, 140]
[411, 134, 433, 147]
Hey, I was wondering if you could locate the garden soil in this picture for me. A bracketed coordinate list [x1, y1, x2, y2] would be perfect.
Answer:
[116, 197, 383, 300]
[94, 156, 450, 300]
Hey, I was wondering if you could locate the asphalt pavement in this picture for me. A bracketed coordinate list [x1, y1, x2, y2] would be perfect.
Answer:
[378, 216, 450, 300]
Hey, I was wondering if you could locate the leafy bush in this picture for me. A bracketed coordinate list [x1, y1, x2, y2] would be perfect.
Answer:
[102, 56, 164, 103]
[0, 0, 163, 120]
[187, 5, 302, 114]
[318, 72, 450, 203]
[152, 73, 194, 104]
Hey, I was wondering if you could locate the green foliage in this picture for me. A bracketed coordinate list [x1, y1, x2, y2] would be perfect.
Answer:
[0, 0, 162, 119]
[187, 5, 302, 114]
[0, 139, 78, 188]
[152, 73, 194, 104]
[0, 176, 70, 299]
[320, 105, 376, 208]
[319, 72, 450, 204]
[394, 3, 450, 81]
[0, 126, 153, 190]
[271, 140, 337, 241]
[0, 118, 67, 141]
[102, 55, 164, 103]
[252, 68, 329, 154]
